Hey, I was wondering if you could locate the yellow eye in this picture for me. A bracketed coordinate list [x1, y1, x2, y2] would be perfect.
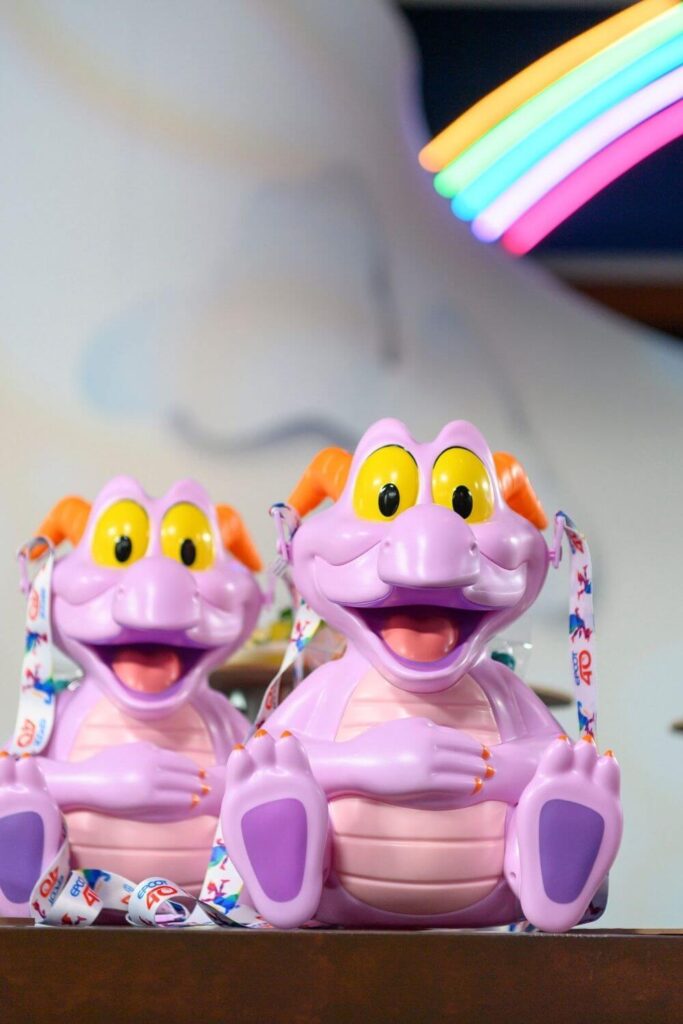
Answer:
[432, 448, 494, 523]
[352, 445, 418, 522]
[91, 500, 149, 568]
[160, 503, 215, 571]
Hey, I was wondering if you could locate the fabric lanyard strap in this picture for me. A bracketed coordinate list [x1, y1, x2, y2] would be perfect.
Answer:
[549, 510, 597, 741]
[29, 818, 268, 929]
[248, 504, 321, 736]
[7, 538, 73, 755]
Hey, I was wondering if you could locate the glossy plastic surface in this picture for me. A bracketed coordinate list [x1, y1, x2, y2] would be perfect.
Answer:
[0, 754, 63, 916]
[2, 478, 263, 908]
[220, 419, 622, 931]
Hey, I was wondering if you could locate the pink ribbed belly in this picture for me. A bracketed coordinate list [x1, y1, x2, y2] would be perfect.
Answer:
[66, 699, 216, 893]
[330, 670, 506, 916]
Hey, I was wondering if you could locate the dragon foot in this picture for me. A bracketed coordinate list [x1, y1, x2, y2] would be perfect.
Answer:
[505, 736, 622, 932]
[221, 730, 328, 929]
[0, 754, 64, 917]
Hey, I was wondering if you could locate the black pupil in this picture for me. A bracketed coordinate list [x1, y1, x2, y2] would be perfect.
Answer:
[115, 536, 132, 563]
[378, 482, 400, 517]
[180, 538, 197, 566]
[452, 485, 473, 519]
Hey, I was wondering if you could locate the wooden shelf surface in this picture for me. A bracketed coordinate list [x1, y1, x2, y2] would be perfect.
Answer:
[1, 922, 681, 1024]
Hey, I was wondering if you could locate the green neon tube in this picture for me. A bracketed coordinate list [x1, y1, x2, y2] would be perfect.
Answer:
[434, 3, 683, 198]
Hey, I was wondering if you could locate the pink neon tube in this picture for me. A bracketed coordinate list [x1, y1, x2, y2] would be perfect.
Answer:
[474, 65, 683, 242]
[502, 99, 683, 255]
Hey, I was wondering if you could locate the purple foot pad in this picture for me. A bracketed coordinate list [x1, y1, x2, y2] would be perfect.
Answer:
[0, 811, 45, 904]
[241, 798, 307, 903]
[539, 799, 604, 904]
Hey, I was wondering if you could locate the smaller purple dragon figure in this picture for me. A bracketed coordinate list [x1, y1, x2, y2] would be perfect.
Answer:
[0, 478, 264, 917]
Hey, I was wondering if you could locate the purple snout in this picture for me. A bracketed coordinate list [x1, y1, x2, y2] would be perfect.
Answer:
[112, 557, 201, 631]
[377, 504, 479, 589]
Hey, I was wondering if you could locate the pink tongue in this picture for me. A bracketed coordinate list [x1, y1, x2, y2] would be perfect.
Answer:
[379, 611, 460, 663]
[111, 647, 183, 693]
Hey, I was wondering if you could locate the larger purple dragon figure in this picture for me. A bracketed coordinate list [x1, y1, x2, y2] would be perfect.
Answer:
[221, 419, 622, 931]
[0, 477, 263, 915]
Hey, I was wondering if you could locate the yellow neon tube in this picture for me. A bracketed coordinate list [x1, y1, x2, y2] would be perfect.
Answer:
[418, 0, 677, 173]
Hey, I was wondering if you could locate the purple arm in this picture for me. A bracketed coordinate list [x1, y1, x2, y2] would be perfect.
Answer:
[264, 655, 561, 806]
[35, 747, 216, 822]
[25, 673, 246, 821]
[290, 723, 558, 805]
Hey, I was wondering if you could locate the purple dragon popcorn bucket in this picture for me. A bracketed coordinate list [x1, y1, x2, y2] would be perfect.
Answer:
[220, 419, 622, 932]
[1, 477, 263, 918]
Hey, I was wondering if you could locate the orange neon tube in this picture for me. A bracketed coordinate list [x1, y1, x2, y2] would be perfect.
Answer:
[418, 0, 677, 173]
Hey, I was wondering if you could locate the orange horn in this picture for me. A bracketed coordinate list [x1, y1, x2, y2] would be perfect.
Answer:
[33, 496, 92, 557]
[493, 452, 547, 530]
[215, 505, 263, 571]
[287, 447, 352, 517]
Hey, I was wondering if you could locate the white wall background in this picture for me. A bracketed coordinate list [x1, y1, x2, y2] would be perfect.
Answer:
[0, 0, 681, 927]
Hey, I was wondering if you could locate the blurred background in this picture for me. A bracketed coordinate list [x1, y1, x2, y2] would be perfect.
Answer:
[0, 0, 680, 927]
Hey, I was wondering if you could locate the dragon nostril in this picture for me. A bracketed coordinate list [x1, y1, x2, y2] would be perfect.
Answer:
[469, 543, 477, 556]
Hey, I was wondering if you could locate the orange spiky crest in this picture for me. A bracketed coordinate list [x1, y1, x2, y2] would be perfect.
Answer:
[33, 496, 92, 557]
[215, 505, 263, 571]
[493, 452, 547, 530]
[287, 447, 352, 516]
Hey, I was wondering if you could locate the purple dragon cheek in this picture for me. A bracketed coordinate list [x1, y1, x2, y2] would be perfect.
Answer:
[194, 564, 257, 611]
[51, 558, 122, 606]
[475, 512, 544, 572]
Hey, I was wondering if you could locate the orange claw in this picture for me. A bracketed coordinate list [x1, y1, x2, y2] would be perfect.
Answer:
[233, 743, 245, 751]
[557, 733, 569, 742]
[481, 746, 491, 760]
[191, 794, 200, 808]
[604, 749, 615, 758]
[20, 752, 32, 759]
[0, 751, 9, 759]
[254, 729, 269, 738]
[581, 733, 596, 744]
[280, 730, 293, 739]
[200, 784, 211, 796]
[198, 768, 207, 779]
[472, 777, 483, 795]
[484, 765, 495, 780]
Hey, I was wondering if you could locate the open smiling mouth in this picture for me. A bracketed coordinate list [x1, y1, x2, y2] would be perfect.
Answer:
[91, 644, 207, 694]
[356, 606, 492, 665]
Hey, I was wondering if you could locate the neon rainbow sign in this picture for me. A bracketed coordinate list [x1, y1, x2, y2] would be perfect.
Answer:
[419, 0, 683, 255]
